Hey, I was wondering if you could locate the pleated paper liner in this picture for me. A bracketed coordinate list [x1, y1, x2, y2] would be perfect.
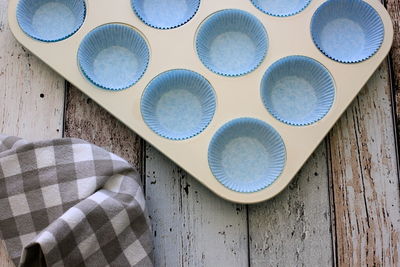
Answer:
[131, 0, 200, 29]
[250, 0, 311, 17]
[261, 56, 335, 126]
[141, 69, 216, 140]
[196, 9, 268, 77]
[208, 118, 286, 193]
[311, 0, 384, 63]
[78, 24, 150, 91]
[17, 0, 86, 42]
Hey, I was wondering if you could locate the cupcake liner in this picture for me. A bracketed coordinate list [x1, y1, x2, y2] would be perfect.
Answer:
[17, 0, 86, 42]
[131, 0, 200, 30]
[311, 0, 384, 63]
[141, 69, 216, 140]
[78, 24, 150, 91]
[208, 118, 286, 193]
[196, 9, 268, 77]
[261, 56, 335, 126]
[251, 0, 311, 17]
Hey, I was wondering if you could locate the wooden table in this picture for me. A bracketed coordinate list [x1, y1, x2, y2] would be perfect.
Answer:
[1, 0, 399, 266]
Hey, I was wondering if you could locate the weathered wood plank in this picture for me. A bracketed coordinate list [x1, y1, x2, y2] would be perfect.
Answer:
[0, 0, 65, 265]
[0, 2, 64, 141]
[0, 243, 12, 267]
[145, 144, 248, 267]
[248, 143, 333, 266]
[64, 84, 143, 170]
[385, 0, 400, 143]
[328, 62, 400, 266]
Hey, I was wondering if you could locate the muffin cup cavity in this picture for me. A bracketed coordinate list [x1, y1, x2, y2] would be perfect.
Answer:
[261, 56, 335, 126]
[196, 9, 268, 77]
[311, 0, 384, 63]
[17, 0, 86, 42]
[141, 69, 216, 140]
[78, 24, 150, 91]
[208, 118, 286, 193]
[250, 0, 311, 17]
[131, 0, 200, 29]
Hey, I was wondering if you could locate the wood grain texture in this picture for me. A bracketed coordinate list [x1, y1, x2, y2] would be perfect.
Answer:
[2, 0, 400, 265]
[0, 0, 65, 265]
[64, 85, 143, 171]
[0, 1, 64, 141]
[248, 143, 333, 266]
[328, 62, 400, 266]
[385, 0, 400, 142]
[145, 145, 248, 267]
[0, 242, 12, 267]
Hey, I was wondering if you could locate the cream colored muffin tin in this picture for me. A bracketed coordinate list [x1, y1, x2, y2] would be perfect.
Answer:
[8, 0, 393, 203]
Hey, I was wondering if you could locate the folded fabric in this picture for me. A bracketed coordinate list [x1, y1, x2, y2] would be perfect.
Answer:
[0, 135, 153, 266]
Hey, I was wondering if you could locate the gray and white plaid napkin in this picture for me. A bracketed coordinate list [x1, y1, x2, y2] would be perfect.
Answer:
[0, 135, 153, 266]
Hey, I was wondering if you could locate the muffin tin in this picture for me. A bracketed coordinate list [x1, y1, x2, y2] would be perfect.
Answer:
[8, 0, 393, 203]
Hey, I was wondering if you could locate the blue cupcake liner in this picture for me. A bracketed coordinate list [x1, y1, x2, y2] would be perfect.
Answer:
[141, 69, 216, 140]
[208, 118, 286, 193]
[196, 9, 268, 77]
[17, 0, 86, 42]
[261, 56, 335, 126]
[250, 0, 311, 17]
[78, 24, 150, 91]
[311, 0, 384, 63]
[131, 0, 200, 30]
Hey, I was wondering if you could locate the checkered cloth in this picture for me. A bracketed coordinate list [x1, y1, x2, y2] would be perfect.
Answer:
[0, 135, 153, 266]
